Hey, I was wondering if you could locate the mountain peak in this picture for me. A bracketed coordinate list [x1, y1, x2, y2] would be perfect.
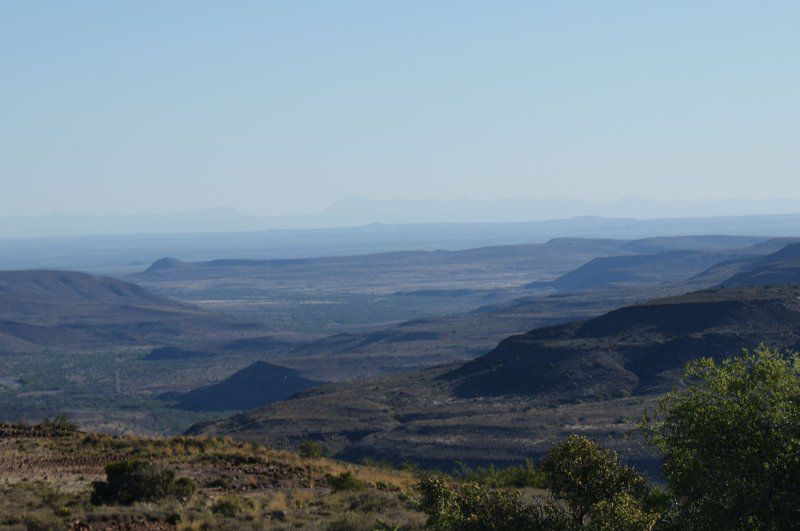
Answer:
[144, 257, 188, 273]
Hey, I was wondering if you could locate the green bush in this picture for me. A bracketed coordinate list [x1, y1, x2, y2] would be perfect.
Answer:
[299, 439, 327, 459]
[453, 460, 547, 488]
[586, 492, 659, 531]
[211, 496, 246, 517]
[39, 415, 78, 435]
[418, 438, 656, 529]
[328, 471, 366, 492]
[417, 435, 658, 530]
[415, 475, 566, 530]
[642, 346, 800, 529]
[90, 459, 195, 505]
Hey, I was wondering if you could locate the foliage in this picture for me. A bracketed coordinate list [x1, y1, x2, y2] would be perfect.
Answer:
[453, 459, 547, 488]
[642, 345, 800, 529]
[39, 415, 79, 434]
[586, 493, 659, 531]
[540, 435, 651, 526]
[90, 459, 195, 505]
[328, 471, 367, 492]
[415, 474, 564, 530]
[211, 496, 247, 517]
[299, 439, 328, 458]
[417, 435, 658, 530]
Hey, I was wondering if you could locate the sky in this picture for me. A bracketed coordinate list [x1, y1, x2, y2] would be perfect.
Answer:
[2, 1, 799, 217]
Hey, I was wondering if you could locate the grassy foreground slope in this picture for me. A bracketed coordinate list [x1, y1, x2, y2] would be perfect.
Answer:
[0, 422, 424, 530]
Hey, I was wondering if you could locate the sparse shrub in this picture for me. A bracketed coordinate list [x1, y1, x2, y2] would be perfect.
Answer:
[39, 415, 78, 434]
[359, 456, 393, 469]
[347, 491, 392, 513]
[328, 471, 366, 492]
[211, 496, 245, 518]
[415, 474, 563, 530]
[325, 511, 380, 531]
[206, 477, 229, 489]
[265, 491, 289, 514]
[20, 513, 64, 531]
[299, 439, 327, 458]
[90, 459, 195, 505]
[453, 459, 547, 489]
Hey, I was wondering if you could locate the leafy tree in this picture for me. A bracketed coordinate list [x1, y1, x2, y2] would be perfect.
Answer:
[540, 435, 651, 527]
[642, 346, 800, 529]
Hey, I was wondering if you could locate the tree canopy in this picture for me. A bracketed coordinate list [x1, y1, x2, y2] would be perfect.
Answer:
[643, 345, 800, 529]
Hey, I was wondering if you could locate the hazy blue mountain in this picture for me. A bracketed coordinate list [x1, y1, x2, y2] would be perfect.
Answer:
[2, 197, 800, 238]
[1, 214, 799, 275]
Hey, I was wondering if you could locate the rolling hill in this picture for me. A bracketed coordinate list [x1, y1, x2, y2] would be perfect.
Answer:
[537, 237, 795, 293]
[131, 235, 773, 339]
[189, 285, 800, 469]
[172, 361, 321, 411]
[540, 250, 736, 292]
[688, 238, 800, 285]
[444, 286, 800, 401]
[0, 270, 249, 353]
[720, 242, 800, 287]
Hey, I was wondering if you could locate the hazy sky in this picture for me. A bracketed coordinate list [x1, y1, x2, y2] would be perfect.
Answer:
[2, 1, 799, 216]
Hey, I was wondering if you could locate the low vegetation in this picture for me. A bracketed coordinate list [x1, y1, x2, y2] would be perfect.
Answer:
[0, 425, 423, 529]
[328, 471, 367, 492]
[299, 439, 328, 459]
[415, 346, 800, 530]
[452, 459, 547, 489]
[90, 460, 195, 505]
[39, 414, 79, 434]
[417, 436, 658, 530]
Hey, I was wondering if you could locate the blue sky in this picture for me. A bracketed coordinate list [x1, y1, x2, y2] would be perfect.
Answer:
[2, 1, 799, 216]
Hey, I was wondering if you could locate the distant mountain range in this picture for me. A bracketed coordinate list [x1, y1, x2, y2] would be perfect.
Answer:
[5, 216, 800, 278]
[3, 196, 800, 238]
